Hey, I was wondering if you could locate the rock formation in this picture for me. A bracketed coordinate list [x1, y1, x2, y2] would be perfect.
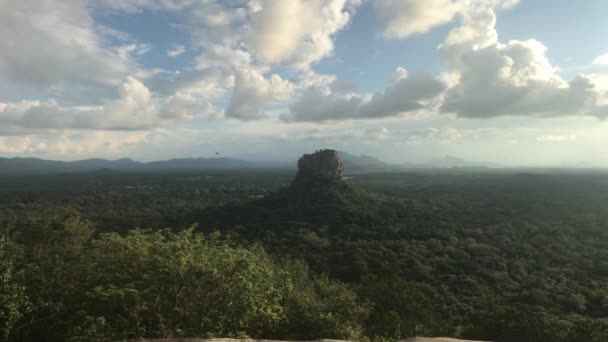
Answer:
[295, 149, 344, 183]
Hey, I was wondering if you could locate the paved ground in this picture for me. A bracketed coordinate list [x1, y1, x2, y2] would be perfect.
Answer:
[131, 340, 348, 342]
[401, 338, 488, 342]
[132, 338, 488, 342]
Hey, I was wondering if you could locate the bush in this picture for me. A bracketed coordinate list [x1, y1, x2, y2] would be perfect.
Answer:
[5, 216, 369, 341]
[0, 235, 28, 341]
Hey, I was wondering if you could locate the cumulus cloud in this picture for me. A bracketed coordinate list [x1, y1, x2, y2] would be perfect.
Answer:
[374, 0, 463, 39]
[195, 44, 252, 71]
[593, 53, 608, 65]
[441, 41, 600, 117]
[4, 0, 608, 163]
[167, 44, 186, 57]
[373, 0, 518, 39]
[536, 134, 576, 142]
[330, 79, 359, 93]
[147, 67, 232, 100]
[0, 131, 151, 157]
[89, 0, 197, 13]
[250, 0, 357, 68]
[437, 5, 607, 118]
[95, 24, 133, 42]
[0, 77, 202, 132]
[283, 68, 445, 122]
[186, 0, 359, 73]
[0, 0, 129, 92]
[225, 69, 293, 120]
[93, 0, 360, 121]
[117, 43, 152, 61]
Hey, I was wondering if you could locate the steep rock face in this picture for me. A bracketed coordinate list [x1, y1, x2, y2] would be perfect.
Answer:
[296, 149, 344, 183]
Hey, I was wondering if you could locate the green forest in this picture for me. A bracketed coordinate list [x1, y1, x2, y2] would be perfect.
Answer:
[2, 170, 608, 341]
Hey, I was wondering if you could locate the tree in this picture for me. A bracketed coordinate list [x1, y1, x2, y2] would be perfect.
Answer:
[281, 261, 370, 341]
[0, 235, 28, 341]
[567, 318, 608, 342]
[71, 228, 289, 340]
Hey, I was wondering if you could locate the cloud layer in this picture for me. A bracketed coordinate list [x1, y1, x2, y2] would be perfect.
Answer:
[594, 53, 608, 66]
[437, 5, 606, 118]
[0, 0, 130, 99]
[284, 69, 445, 121]
[373, 0, 518, 39]
[1, 0, 608, 162]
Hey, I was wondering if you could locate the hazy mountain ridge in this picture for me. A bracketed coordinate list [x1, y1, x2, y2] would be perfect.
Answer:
[408, 155, 496, 169]
[340, 153, 495, 170]
[0, 157, 291, 174]
[0, 153, 497, 174]
[338, 151, 391, 170]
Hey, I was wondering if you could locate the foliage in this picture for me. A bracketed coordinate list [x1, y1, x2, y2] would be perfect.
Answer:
[280, 261, 370, 340]
[0, 235, 28, 341]
[2, 215, 368, 341]
[3, 170, 608, 341]
[79, 228, 287, 339]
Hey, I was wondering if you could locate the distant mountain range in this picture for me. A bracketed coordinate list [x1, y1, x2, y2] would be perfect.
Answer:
[0, 157, 291, 174]
[338, 151, 391, 170]
[341, 152, 495, 170]
[401, 155, 496, 169]
[0, 153, 496, 175]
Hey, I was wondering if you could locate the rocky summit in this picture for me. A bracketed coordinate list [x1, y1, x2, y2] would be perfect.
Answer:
[295, 149, 344, 183]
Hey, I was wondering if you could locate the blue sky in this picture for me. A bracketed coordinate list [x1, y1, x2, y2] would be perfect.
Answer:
[1, 0, 608, 165]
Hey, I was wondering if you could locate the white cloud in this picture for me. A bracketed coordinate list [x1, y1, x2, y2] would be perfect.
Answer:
[250, 0, 357, 68]
[283, 68, 446, 122]
[536, 134, 576, 142]
[438, 5, 606, 118]
[167, 44, 186, 57]
[373, 0, 518, 39]
[186, 0, 359, 70]
[4, 0, 608, 164]
[0, 77, 204, 132]
[593, 53, 608, 65]
[291, 70, 338, 90]
[0, 131, 150, 157]
[95, 24, 132, 42]
[0, 0, 227, 139]
[117, 43, 152, 61]
[89, 0, 196, 13]
[374, 0, 463, 39]
[90, 0, 360, 122]
[330, 79, 359, 93]
[0, 0, 130, 93]
[148, 68, 232, 100]
[0, 136, 34, 154]
[195, 44, 252, 71]
[225, 69, 293, 120]
[162, 91, 219, 121]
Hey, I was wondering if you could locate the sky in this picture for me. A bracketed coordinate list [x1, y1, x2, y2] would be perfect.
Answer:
[1, 0, 608, 166]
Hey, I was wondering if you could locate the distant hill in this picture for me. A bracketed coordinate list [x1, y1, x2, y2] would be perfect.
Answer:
[338, 151, 392, 170]
[0, 152, 393, 175]
[340, 151, 500, 172]
[0, 157, 291, 174]
[399, 155, 495, 169]
[0, 153, 498, 175]
[338, 153, 495, 170]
